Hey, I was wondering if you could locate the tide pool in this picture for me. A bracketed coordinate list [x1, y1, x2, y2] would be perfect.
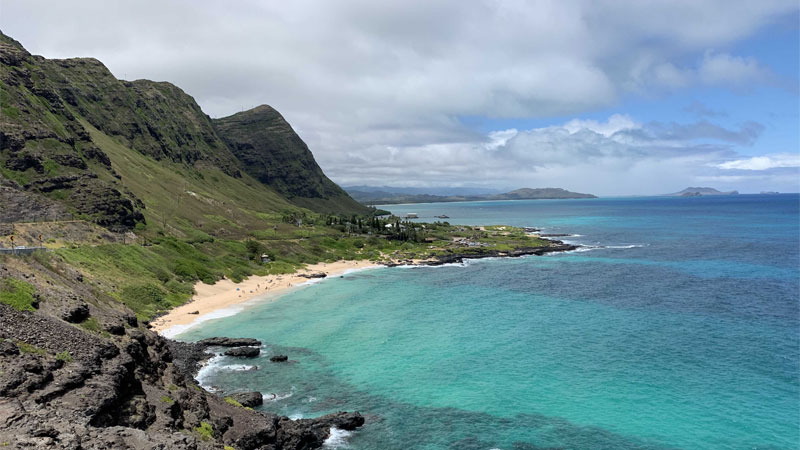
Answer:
[180, 194, 799, 449]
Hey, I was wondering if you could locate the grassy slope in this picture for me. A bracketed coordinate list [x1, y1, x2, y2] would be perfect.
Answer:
[81, 119, 298, 238]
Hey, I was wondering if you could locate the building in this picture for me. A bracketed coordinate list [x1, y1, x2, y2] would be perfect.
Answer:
[405, 213, 419, 219]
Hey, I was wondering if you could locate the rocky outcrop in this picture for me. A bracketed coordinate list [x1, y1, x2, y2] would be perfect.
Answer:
[0, 257, 364, 449]
[224, 347, 260, 358]
[298, 272, 327, 279]
[0, 33, 145, 230]
[0, 185, 72, 223]
[198, 337, 262, 347]
[230, 391, 263, 408]
[270, 355, 289, 363]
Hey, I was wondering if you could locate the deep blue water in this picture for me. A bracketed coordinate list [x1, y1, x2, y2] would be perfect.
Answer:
[180, 194, 799, 449]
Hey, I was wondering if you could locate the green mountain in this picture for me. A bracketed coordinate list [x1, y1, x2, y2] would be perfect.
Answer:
[347, 186, 597, 205]
[213, 105, 368, 214]
[0, 32, 365, 233]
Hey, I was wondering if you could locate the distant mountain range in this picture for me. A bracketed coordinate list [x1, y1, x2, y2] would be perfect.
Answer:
[346, 187, 597, 205]
[343, 185, 502, 197]
[667, 187, 739, 197]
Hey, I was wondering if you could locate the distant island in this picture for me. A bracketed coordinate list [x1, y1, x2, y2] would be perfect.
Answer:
[346, 187, 597, 205]
[666, 187, 739, 197]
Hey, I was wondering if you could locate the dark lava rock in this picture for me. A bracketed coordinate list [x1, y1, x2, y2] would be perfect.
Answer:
[276, 411, 365, 449]
[230, 391, 263, 408]
[104, 322, 125, 335]
[224, 347, 260, 358]
[61, 303, 90, 323]
[0, 340, 19, 356]
[299, 272, 327, 279]
[198, 337, 261, 347]
[270, 355, 288, 363]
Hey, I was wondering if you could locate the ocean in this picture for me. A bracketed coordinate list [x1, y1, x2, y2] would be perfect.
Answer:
[177, 194, 799, 449]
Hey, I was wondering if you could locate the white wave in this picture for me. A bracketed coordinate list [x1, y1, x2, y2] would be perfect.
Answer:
[604, 244, 647, 249]
[262, 391, 294, 402]
[220, 364, 258, 372]
[323, 427, 353, 448]
[289, 413, 305, 420]
[194, 354, 224, 390]
[394, 262, 467, 269]
[298, 277, 327, 286]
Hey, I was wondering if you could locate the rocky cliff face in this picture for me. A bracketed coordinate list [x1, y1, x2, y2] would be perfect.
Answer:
[0, 257, 364, 449]
[213, 106, 369, 215]
[0, 34, 145, 230]
[1, 32, 368, 231]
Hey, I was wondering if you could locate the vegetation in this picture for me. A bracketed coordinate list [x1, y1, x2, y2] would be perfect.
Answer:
[0, 278, 36, 311]
[15, 341, 46, 355]
[55, 351, 73, 363]
[195, 422, 214, 441]
[45, 212, 550, 321]
[79, 317, 101, 333]
[224, 397, 244, 408]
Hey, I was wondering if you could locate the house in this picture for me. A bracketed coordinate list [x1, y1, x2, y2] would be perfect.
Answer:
[260, 254, 271, 263]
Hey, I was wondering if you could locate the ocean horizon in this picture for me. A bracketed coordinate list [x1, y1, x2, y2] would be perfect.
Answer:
[179, 194, 799, 449]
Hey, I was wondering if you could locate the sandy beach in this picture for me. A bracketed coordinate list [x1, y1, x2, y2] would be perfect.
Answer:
[151, 259, 380, 336]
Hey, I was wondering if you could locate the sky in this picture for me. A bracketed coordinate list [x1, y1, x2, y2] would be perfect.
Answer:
[1, 0, 798, 195]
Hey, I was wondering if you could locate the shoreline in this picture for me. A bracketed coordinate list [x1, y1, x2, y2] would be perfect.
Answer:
[151, 259, 383, 337]
[152, 240, 577, 339]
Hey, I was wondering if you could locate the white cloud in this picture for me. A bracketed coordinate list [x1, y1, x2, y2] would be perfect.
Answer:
[0, 0, 796, 193]
[563, 114, 639, 137]
[698, 51, 771, 86]
[717, 154, 800, 170]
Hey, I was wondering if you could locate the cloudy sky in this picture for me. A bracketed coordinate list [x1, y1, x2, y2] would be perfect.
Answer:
[2, 0, 798, 195]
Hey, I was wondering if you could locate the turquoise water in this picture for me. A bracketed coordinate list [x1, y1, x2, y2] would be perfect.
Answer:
[180, 195, 799, 449]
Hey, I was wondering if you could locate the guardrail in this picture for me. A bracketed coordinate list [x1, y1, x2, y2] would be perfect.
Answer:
[0, 246, 48, 255]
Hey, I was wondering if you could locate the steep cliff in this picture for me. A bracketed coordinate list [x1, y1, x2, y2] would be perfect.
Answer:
[213, 106, 370, 215]
[0, 32, 367, 233]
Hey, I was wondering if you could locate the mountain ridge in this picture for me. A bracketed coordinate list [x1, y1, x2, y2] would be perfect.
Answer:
[346, 186, 597, 205]
[0, 31, 366, 233]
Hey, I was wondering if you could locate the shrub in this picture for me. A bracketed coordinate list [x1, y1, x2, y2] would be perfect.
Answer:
[195, 422, 214, 441]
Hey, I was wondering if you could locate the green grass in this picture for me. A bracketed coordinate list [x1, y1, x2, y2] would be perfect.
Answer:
[79, 317, 101, 332]
[195, 422, 214, 441]
[55, 351, 73, 362]
[224, 396, 243, 407]
[16, 341, 46, 355]
[160, 395, 174, 404]
[0, 278, 36, 311]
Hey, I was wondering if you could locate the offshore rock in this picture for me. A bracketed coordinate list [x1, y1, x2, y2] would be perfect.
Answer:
[198, 337, 262, 347]
[224, 347, 260, 358]
[270, 355, 288, 362]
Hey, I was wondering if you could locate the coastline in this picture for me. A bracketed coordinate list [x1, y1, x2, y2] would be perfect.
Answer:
[152, 240, 577, 339]
[151, 259, 382, 337]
